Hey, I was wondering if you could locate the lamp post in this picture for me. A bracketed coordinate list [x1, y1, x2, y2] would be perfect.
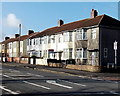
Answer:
[19, 24, 21, 63]
[114, 40, 117, 69]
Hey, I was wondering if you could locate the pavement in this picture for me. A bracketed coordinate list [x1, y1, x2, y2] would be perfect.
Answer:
[2, 62, 120, 81]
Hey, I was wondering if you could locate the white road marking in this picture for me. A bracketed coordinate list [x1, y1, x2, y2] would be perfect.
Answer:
[46, 80, 72, 89]
[3, 75, 15, 79]
[0, 85, 19, 94]
[23, 81, 50, 90]
[27, 73, 44, 77]
[59, 79, 86, 87]
[109, 91, 119, 95]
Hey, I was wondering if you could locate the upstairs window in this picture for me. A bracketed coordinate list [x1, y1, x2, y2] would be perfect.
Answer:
[69, 32, 72, 42]
[9, 44, 12, 49]
[29, 39, 32, 45]
[64, 32, 69, 42]
[33, 39, 35, 45]
[47, 35, 55, 44]
[52, 35, 55, 43]
[58, 34, 62, 43]
[76, 29, 87, 40]
[48, 36, 51, 43]
[64, 32, 73, 42]
[36, 39, 38, 45]
[44, 36, 47, 44]
[91, 29, 96, 39]
[39, 37, 42, 44]
[27, 39, 29, 45]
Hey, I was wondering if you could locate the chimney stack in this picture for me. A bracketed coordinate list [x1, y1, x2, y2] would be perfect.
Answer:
[15, 34, 20, 38]
[58, 19, 64, 27]
[91, 9, 98, 18]
[28, 30, 34, 35]
[5, 37, 10, 40]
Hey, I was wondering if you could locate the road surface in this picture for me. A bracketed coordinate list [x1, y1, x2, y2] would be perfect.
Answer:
[1, 63, 120, 96]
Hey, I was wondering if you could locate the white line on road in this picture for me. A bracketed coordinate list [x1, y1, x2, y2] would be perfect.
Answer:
[109, 91, 119, 95]
[2, 75, 14, 79]
[9, 69, 20, 73]
[0, 85, 19, 94]
[27, 73, 44, 77]
[46, 80, 72, 89]
[59, 79, 86, 87]
[23, 81, 50, 90]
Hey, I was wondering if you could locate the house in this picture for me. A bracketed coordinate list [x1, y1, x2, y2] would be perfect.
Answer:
[27, 9, 120, 72]
[0, 37, 11, 62]
[0, 30, 36, 63]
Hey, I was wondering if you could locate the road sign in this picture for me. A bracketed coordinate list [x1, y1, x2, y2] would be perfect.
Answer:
[114, 41, 117, 50]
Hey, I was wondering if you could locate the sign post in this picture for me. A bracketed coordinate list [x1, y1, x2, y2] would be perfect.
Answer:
[114, 41, 117, 69]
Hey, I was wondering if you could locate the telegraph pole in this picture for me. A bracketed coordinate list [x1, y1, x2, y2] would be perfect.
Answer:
[19, 24, 21, 63]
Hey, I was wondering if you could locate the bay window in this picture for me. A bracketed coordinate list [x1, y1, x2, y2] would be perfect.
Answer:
[64, 32, 73, 42]
[76, 48, 87, 59]
[76, 29, 87, 40]
[91, 29, 96, 39]
[64, 48, 73, 59]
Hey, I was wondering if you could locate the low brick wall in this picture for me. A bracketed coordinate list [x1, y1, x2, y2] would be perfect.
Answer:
[36, 58, 47, 66]
[13, 57, 20, 63]
[20, 58, 28, 64]
[7, 57, 13, 62]
[48, 63, 64, 68]
[66, 64, 101, 72]
[48, 63, 101, 72]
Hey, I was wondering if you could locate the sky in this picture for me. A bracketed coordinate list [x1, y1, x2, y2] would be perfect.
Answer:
[1, 1, 119, 41]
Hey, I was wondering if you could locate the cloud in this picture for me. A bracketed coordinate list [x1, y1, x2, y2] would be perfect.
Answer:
[6, 13, 21, 28]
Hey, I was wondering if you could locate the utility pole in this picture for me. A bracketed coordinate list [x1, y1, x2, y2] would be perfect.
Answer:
[19, 24, 21, 63]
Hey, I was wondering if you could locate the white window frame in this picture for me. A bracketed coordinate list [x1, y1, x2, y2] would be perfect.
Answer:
[58, 34, 62, 43]
[69, 48, 73, 59]
[33, 39, 35, 45]
[91, 29, 96, 39]
[76, 48, 87, 59]
[39, 37, 42, 44]
[48, 36, 51, 44]
[69, 32, 72, 42]
[63, 49, 69, 58]
[51, 35, 55, 43]
[44, 36, 47, 44]
[76, 29, 87, 40]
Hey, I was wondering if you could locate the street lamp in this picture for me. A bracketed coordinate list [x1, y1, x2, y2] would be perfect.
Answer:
[114, 40, 117, 69]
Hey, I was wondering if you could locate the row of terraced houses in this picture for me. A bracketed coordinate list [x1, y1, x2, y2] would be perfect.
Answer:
[0, 9, 120, 72]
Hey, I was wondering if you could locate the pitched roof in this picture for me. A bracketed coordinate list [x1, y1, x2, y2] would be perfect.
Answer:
[30, 14, 120, 39]
[99, 15, 120, 27]
[1, 32, 37, 44]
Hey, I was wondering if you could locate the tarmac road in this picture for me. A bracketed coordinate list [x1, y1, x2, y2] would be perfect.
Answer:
[1, 62, 120, 96]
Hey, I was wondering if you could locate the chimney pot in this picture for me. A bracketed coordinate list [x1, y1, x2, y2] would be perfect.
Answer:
[28, 30, 34, 35]
[91, 9, 98, 18]
[5, 37, 10, 40]
[15, 34, 20, 38]
[58, 19, 64, 27]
